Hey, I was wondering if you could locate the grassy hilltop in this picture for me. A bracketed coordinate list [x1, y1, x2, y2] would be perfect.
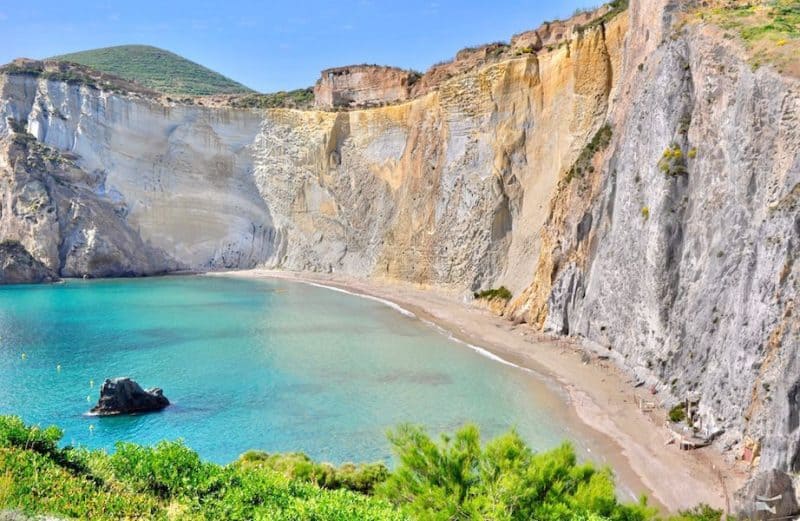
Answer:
[49, 45, 253, 96]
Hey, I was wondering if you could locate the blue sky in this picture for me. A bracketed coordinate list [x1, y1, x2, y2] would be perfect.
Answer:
[0, 1, 599, 92]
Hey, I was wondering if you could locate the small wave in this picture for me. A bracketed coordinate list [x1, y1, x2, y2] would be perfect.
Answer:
[302, 281, 417, 318]
[303, 279, 536, 375]
[301, 281, 538, 374]
[421, 319, 533, 374]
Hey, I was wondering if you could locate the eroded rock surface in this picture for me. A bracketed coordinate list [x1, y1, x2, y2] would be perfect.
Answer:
[0, 240, 58, 284]
[314, 66, 418, 109]
[0, 129, 178, 280]
[90, 377, 169, 416]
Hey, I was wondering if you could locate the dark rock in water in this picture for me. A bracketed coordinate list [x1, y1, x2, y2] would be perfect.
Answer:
[90, 377, 169, 416]
[0, 240, 59, 285]
[735, 469, 799, 520]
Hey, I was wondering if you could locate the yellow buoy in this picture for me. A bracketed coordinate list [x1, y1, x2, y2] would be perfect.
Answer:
[86, 395, 91, 402]
[89, 379, 94, 388]
[21, 353, 26, 360]
[56, 364, 62, 372]
[89, 424, 95, 433]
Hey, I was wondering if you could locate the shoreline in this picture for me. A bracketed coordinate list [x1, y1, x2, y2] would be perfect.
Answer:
[215, 268, 747, 514]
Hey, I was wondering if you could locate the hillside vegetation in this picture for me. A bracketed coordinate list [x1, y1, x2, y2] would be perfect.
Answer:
[695, 0, 800, 76]
[0, 416, 723, 521]
[49, 45, 253, 96]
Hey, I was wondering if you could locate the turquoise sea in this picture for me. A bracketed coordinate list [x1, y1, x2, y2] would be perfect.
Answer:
[0, 276, 588, 465]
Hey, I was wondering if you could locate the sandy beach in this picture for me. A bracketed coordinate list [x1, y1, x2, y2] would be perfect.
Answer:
[215, 269, 747, 514]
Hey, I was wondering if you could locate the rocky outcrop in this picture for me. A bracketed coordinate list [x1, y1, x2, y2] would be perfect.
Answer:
[90, 377, 169, 416]
[0, 128, 178, 278]
[0, 76, 280, 273]
[735, 469, 799, 520]
[511, 4, 613, 52]
[314, 66, 419, 109]
[0, 240, 58, 284]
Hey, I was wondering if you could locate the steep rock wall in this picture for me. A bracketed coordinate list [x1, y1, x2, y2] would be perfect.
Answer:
[0, 15, 624, 289]
[0, 74, 282, 272]
[509, 0, 800, 485]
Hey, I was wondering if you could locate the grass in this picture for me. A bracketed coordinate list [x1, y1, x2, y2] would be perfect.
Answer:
[49, 45, 254, 96]
[473, 286, 513, 301]
[1, 62, 99, 91]
[696, 0, 800, 76]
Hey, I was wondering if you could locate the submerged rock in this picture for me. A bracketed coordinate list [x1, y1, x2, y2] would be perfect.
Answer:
[90, 377, 169, 416]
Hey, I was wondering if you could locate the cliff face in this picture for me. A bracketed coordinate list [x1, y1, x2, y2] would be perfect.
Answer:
[314, 66, 418, 108]
[0, 74, 281, 274]
[510, 1, 799, 482]
[0, 0, 797, 498]
[0, 239, 58, 284]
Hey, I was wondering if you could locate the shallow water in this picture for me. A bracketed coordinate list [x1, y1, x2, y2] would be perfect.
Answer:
[0, 276, 588, 465]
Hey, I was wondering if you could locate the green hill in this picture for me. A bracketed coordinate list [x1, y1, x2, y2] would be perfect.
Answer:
[49, 45, 254, 96]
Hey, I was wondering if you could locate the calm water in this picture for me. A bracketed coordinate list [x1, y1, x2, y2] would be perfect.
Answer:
[0, 276, 587, 465]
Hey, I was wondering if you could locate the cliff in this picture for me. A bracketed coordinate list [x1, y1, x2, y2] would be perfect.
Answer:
[314, 65, 419, 108]
[0, 0, 797, 506]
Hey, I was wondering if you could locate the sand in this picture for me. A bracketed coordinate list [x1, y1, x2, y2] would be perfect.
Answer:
[213, 269, 748, 514]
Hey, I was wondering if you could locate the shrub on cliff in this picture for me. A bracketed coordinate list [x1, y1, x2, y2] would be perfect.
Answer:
[565, 124, 613, 183]
[474, 286, 513, 301]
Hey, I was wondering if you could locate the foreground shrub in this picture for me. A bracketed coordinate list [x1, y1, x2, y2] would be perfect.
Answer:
[0, 416, 62, 456]
[237, 451, 389, 494]
[0, 416, 727, 521]
[379, 424, 656, 521]
[110, 440, 220, 499]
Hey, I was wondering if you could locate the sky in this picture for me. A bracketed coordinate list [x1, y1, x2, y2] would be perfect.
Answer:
[0, 1, 599, 93]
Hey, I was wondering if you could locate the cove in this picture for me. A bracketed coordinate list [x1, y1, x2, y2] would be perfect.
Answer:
[0, 276, 589, 466]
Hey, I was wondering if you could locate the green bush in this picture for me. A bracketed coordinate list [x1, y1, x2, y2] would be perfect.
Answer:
[0, 416, 403, 520]
[0, 416, 62, 456]
[668, 403, 687, 423]
[110, 440, 219, 499]
[566, 124, 613, 183]
[0, 415, 727, 521]
[379, 424, 656, 521]
[236, 451, 389, 494]
[474, 286, 513, 301]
